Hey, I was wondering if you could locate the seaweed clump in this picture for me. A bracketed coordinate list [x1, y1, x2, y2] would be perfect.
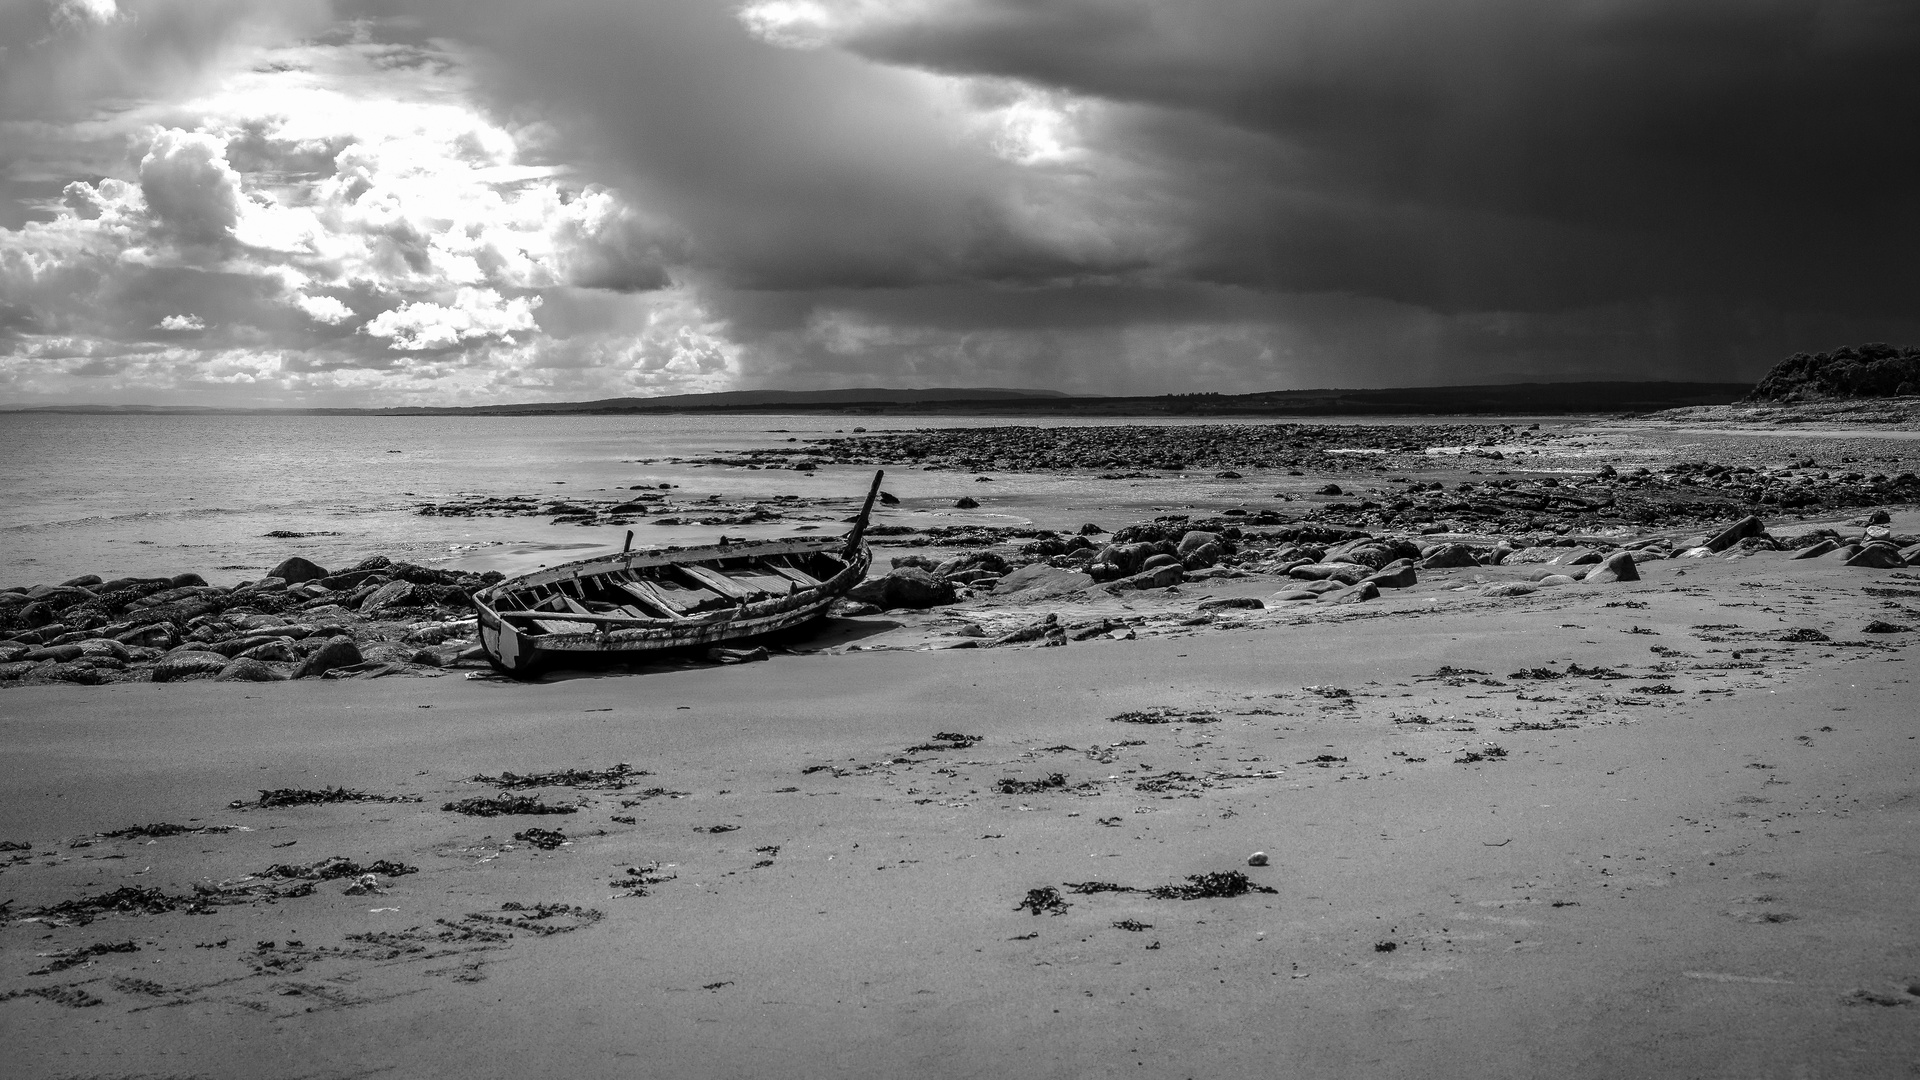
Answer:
[470, 764, 647, 789]
[257, 856, 419, 881]
[996, 773, 1068, 795]
[513, 828, 568, 850]
[1015, 887, 1070, 916]
[1148, 871, 1277, 901]
[906, 732, 984, 753]
[441, 795, 577, 817]
[242, 787, 421, 809]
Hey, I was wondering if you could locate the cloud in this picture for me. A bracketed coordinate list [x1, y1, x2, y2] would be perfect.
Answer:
[362, 287, 541, 351]
[156, 312, 204, 330]
[6, 0, 1920, 405]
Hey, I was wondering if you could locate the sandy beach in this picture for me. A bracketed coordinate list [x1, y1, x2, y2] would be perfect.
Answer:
[5, 477, 1919, 1076]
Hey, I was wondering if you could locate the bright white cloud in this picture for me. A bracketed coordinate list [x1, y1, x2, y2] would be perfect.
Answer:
[363, 287, 542, 351]
[157, 313, 205, 330]
[52, 0, 120, 27]
[295, 293, 354, 324]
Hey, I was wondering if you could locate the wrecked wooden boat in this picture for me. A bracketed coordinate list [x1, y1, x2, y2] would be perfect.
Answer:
[473, 472, 883, 677]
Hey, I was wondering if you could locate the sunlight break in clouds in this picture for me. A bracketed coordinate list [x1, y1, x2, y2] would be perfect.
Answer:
[0, 6, 704, 406]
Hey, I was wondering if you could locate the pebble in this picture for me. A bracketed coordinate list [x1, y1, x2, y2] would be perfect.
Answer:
[1248, 852, 1269, 867]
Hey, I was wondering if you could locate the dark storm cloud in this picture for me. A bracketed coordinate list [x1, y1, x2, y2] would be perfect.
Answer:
[814, 0, 1920, 315]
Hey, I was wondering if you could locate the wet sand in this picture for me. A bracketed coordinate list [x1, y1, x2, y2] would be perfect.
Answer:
[4, 543, 1918, 1078]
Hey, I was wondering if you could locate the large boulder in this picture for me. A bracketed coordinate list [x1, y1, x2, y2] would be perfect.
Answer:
[1845, 543, 1906, 569]
[992, 564, 1093, 598]
[1548, 548, 1601, 567]
[1581, 550, 1641, 583]
[1420, 543, 1480, 569]
[1791, 538, 1839, 560]
[1178, 531, 1221, 556]
[269, 556, 330, 584]
[151, 650, 230, 683]
[216, 658, 286, 682]
[359, 580, 416, 615]
[292, 637, 363, 679]
[847, 568, 956, 611]
[1105, 564, 1185, 593]
[1364, 561, 1418, 589]
[1705, 515, 1765, 553]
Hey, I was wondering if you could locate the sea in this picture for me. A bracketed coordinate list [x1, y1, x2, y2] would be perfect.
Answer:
[0, 412, 1381, 588]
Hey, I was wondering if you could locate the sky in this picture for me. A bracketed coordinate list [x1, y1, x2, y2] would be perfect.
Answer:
[3, 0, 1918, 406]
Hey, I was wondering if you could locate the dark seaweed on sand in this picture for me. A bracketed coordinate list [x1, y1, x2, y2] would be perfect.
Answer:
[514, 828, 568, 850]
[0, 984, 103, 1008]
[1065, 881, 1142, 894]
[469, 764, 648, 789]
[996, 773, 1068, 795]
[244, 787, 422, 809]
[258, 856, 419, 881]
[441, 794, 578, 817]
[906, 732, 984, 753]
[97, 822, 234, 839]
[1016, 887, 1070, 915]
[23, 886, 203, 925]
[1148, 871, 1277, 900]
[1110, 708, 1220, 724]
[29, 940, 138, 975]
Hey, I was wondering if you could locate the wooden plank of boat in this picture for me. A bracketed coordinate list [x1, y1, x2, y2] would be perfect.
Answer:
[608, 577, 698, 619]
[761, 559, 824, 587]
[720, 569, 796, 596]
[496, 609, 730, 627]
[677, 563, 760, 601]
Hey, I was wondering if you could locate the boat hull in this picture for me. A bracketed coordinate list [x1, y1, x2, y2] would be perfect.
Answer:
[471, 534, 870, 677]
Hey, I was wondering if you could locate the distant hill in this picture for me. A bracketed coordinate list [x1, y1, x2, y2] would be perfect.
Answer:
[1, 381, 1750, 417]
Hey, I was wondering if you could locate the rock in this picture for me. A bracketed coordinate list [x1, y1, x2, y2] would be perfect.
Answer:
[1791, 538, 1839, 559]
[353, 555, 392, 571]
[1106, 564, 1185, 593]
[847, 568, 956, 611]
[827, 599, 882, 618]
[954, 496, 979, 509]
[1705, 515, 1765, 553]
[1327, 581, 1380, 604]
[237, 640, 296, 663]
[1364, 562, 1418, 589]
[215, 658, 286, 682]
[991, 614, 1060, 647]
[151, 650, 230, 682]
[1825, 543, 1863, 562]
[0, 661, 39, 680]
[359, 580, 416, 614]
[1548, 548, 1601, 566]
[1420, 543, 1481, 569]
[1845, 543, 1906, 569]
[404, 620, 476, 645]
[59, 574, 103, 588]
[112, 623, 178, 649]
[1198, 596, 1264, 611]
[1317, 483, 1343, 495]
[21, 644, 84, 664]
[269, 556, 330, 584]
[1269, 589, 1320, 602]
[1535, 574, 1579, 586]
[0, 642, 29, 663]
[292, 638, 363, 679]
[1581, 550, 1641, 583]
[992, 564, 1093, 598]
[1288, 562, 1365, 582]
[1866, 509, 1892, 525]
[74, 638, 129, 661]
[1178, 531, 1221, 555]
[1141, 553, 1181, 572]
[1483, 582, 1539, 597]
[168, 573, 208, 588]
[1247, 852, 1269, 867]
[1078, 523, 1106, 536]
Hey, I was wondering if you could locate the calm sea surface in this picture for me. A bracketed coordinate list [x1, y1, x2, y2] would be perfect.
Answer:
[0, 412, 1385, 587]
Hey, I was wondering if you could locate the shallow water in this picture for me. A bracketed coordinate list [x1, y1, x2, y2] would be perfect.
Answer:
[1, 412, 1418, 586]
